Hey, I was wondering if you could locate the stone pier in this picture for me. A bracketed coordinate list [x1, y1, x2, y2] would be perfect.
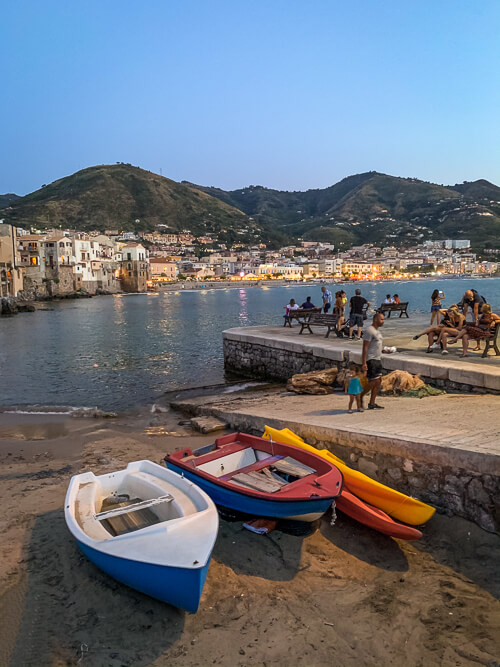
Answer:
[223, 325, 500, 393]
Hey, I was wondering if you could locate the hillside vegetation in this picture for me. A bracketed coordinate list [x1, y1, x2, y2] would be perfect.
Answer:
[0, 164, 261, 244]
[0, 193, 20, 209]
[190, 172, 500, 250]
[2, 166, 499, 250]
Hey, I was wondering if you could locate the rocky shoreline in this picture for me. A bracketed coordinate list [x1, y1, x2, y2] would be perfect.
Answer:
[0, 288, 118, 316]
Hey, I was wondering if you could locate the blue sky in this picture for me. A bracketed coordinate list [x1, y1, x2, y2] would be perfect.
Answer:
[1, 0, 499, 194]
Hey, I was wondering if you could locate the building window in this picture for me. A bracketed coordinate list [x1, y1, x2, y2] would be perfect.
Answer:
[127, 253, 131, 260]
[128, 271, 132, 277]
[128, 263, 132, 270]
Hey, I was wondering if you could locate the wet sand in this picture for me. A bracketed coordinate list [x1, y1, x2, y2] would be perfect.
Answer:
[0, 409, 499, 667]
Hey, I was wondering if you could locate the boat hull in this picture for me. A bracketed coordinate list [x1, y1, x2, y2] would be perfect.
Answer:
[263, 426, 435, 525]
[335, 490, 422, 541]
[165, 462, 332, 522]
[77, 540, 210, 614]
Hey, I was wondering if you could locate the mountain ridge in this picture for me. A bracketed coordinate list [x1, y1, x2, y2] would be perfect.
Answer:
[2, 165, 499, 250]
[187, 172, 500, 250]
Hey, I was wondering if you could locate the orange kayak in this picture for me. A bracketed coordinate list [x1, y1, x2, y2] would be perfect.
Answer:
[262, 426, 435, 526]
[335, 489, 422, 540]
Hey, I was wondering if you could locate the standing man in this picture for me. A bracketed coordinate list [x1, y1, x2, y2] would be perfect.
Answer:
[460, 289, 486, 323]
[361, 312, 385, 410]
[348, 288, 369, 340]
[321, 285, 332, 313]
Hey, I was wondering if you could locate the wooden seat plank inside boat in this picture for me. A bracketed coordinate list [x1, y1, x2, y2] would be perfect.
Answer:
[218, 454, 284, 481]
[231, 471, 285, 493]
[272, 457, 316, 478]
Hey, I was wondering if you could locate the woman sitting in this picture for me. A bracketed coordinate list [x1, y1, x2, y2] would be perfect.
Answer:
[412, 305, 464, 353]
[434, 308, 466, 355]
[448, 304, 500, 357]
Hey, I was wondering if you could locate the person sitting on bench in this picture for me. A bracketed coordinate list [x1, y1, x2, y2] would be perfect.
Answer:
[448, 304, 500, 357]
[300, 296, 316, 309]
[412, 305, 464, 353]
[283, 299, 299, 325]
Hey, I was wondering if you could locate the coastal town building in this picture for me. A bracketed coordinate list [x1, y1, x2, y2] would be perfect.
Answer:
[0, 224, 23, 297]
[119, 242, 150, 292]
[149, 258, 178, 282]
[4, 223, 497, 299]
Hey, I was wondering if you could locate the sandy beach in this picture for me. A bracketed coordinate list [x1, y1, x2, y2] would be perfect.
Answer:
[0, 405, 499, 667]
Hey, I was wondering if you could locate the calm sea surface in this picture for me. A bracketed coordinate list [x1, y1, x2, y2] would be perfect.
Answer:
[1, 278, 498, 411]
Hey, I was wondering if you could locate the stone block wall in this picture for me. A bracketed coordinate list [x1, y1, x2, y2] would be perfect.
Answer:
[314, 438, 499, 534]
[224, 338, 338, 380]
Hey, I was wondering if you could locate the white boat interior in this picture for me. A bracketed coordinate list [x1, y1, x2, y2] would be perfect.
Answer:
[72, 461, 209, 540]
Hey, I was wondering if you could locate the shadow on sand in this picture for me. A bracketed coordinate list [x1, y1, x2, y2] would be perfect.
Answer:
[412, 513, 500, 600]
[9, 509, 184, 667]
[212, 520, 307, 581]
[320, 512, 410, 572]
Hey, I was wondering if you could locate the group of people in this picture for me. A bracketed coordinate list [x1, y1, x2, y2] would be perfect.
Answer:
[383, 294, 401, 304]
[414, 288, 499, 357]
[284, 285, 375, 339]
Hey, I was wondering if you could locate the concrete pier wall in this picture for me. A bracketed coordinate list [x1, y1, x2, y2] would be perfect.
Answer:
[223, 327, 500, 394]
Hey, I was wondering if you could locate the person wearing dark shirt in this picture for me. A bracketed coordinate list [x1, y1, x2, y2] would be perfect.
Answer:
[459, 289, 486, 323]
[300, 296, 316, 309]
[348, 289, 369, 340]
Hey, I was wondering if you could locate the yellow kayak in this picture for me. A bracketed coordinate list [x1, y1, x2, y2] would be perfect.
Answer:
[262, 426, 435, 526]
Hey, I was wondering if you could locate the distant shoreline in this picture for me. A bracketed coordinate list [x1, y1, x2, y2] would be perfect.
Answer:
[149, 274, 499, 293]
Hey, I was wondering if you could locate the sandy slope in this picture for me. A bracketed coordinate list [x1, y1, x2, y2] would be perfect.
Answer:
[0, 410, 499, 667]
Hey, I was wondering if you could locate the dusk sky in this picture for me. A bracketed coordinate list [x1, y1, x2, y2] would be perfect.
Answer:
[2, 0, 499, 195]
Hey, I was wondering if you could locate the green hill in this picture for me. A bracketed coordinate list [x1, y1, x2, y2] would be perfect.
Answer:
[189, 173, 500, 250]
[0, 164, 261, 244]
[0, 193, 20, 209]
[2, 166, 499, 251]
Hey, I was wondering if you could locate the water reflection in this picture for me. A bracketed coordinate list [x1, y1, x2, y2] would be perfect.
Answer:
[238, 289, 249, 324]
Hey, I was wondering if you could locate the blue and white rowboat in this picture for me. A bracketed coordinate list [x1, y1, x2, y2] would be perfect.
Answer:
[64, 460, 219, 613]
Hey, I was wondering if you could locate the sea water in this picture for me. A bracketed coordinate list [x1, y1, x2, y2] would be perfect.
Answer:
[0, 278, 498, 411]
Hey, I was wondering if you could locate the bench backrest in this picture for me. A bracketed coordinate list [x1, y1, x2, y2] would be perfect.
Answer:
[379, 302, 408, 310]
[308, 313, 338, 323]
[291, 307, 320, 316]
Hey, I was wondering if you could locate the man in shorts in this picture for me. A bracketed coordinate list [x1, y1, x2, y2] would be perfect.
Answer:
[348, 288, 369, 340]
[361, 312, 385, 410]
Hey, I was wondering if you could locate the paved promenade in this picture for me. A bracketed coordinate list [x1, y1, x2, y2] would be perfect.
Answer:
[172, 388, 500, 474]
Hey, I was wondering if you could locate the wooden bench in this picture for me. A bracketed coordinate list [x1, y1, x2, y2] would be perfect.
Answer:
[298, 313, 338, 337]
[480, 321, 500, 358]
[283, 307, 321, 327]
[378, 302, 409, 318]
